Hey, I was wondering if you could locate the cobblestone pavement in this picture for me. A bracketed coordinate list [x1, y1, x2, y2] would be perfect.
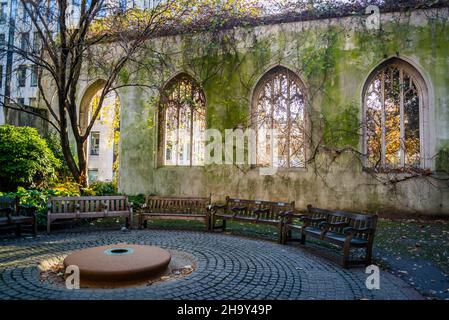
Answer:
[0, 230, 423, 300]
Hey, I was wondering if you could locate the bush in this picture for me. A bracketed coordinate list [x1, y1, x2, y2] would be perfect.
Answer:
[129, 194, 145, 208]
[88, 181, 118, 196]
[49, 181, 82, 195]
[0, 125, 60, 192]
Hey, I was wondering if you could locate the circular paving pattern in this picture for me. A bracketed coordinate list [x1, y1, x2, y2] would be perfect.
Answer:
[0, 230, 422, 300]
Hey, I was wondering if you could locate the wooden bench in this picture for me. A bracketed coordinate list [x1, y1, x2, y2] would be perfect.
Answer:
[47, 196, 133, 233]
[211, 197, 295, 243]
[281, 205, 378, 268]
[138, 196, 212, 231]
[0, 196, 37, 236]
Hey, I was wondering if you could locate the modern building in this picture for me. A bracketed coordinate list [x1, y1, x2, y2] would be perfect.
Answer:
[0, 0, 158, 125]
[0, 0, 155, 182]
[0, 0, 42, 128]
[86, 91, 119, 183]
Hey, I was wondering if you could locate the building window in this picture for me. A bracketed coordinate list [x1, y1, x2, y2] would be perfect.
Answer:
[363, 58, 428, 169]
[20, 32, 29, 52]
[17, 98, 25, 105]
[29, 98, 36, 107]
[252, 66, 306, 168]
[90, 132, 100, 156]
[88, 169, 99, 183]
[30, 65, 38, 87]
[33, 32, 41, 53]
[160, 74, 206, 166]
[17, 65, 26, 87]
[0, 33, 5, 48]
[0, 3, 7, 24]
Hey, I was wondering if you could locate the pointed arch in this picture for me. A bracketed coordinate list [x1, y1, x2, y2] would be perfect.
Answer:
[362, 57, 431, 169]
[79, 79, 121, 183]
[251, 66, 307, 168]
[158, 73, 206, 167]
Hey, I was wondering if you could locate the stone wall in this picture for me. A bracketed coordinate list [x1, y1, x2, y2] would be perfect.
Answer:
[5, 105, 49, 135]
[117, 8, 449, 216]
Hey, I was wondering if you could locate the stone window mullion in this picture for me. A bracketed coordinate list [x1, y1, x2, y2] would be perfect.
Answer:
[399, 68, 406, 167]
[380, 70, 386, 167]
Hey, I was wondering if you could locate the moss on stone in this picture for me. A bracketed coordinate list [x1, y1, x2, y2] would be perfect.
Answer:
[436, 144, 449, 173]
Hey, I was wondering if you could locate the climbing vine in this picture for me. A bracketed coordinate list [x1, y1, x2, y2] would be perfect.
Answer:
[117, 1, 449, 197]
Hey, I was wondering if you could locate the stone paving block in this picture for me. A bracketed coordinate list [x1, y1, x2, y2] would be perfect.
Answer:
[0, 229, 422, 300]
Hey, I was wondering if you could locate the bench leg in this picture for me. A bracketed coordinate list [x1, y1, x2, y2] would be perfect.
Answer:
[222, 219, 226, 232]
[205, 216, 211, 232]
[277, 223, 284, 244]
[342, 241, 351, 269]
[125, 217, 130, 229]
[210, 216, 214, 232]
[281, 228, 294, 245]
[129, 213, 133, 230]
[300, 232, 306, 245]
[143, 219, 148, 229]
[138, 214, 143, 230]
[15, 224, 21, 237]
[280, 226, 286, 244]
[47, 218, 51, 234]
[33, 218, 38, 236]
[365, 246, 373, 266]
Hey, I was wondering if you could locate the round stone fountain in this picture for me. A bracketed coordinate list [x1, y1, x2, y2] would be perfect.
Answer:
[63, 244, 171, 287]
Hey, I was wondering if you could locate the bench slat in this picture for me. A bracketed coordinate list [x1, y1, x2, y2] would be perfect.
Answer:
[140, 195, 211, 230]
[47, 196, 132, 233]
[283, 205, 378, 268]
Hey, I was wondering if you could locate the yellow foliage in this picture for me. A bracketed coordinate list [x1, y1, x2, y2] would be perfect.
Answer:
[89, 0, 262, 37]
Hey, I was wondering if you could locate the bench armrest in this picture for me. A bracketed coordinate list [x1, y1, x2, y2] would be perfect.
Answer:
[280, 211, 305, 218]
[17, 205, 37, 217]
[253, 208, 270, 215]
[319, 221, 349, 230]
[299, 216, 327, 223]
[231, 206, 247, 212]
[0, 208, 13, 221]
[209, 204, 226, 211]
[343, 226, 374, 235]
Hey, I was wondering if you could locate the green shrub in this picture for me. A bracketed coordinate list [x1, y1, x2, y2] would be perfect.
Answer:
[128, 194, 145, 208]
[0, 125, 60, 192]
[89, 181, 118, 196]
[80, 187, 97, 196]
[48, 181, 82, 195]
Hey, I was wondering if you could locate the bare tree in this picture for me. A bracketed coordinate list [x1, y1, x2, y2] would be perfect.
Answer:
[0, 0, 197, 186]
[0, 0, 263, 187]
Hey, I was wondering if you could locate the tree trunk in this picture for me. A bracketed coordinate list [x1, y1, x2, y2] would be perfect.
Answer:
[59, 128, 82, 185]
[76, 137, 88, 187]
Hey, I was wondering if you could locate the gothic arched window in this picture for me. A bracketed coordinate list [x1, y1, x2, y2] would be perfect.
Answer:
[252, 66, 306, 168]
[364, 59, 428, 169]
[160, 74, 206, 166]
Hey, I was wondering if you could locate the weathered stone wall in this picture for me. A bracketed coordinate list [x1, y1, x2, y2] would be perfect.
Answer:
[5, 105, 49, 135]
[117, 8, 449, 216]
